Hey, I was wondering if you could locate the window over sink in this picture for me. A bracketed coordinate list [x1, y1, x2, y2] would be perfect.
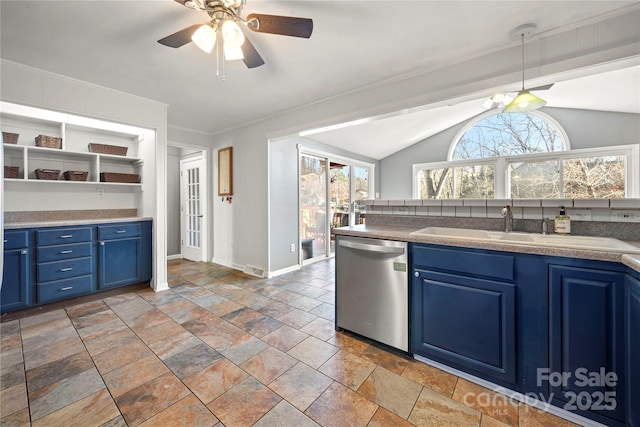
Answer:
[413, 111, 638, 199]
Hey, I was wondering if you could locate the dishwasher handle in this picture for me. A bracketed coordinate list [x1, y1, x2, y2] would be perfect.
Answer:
[338, 239, 405, 255]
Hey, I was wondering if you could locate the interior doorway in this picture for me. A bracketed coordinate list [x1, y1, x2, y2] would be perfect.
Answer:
[180, 156, 207, 261]
[299, 149, 373, 263]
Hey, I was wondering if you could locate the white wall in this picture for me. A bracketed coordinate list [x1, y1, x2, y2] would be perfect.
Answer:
[379, 108, 640, 199]
[268, 137, 378, 273]
[1, 59, 169, 291]
[210, 11, 640, 275]
[167, 125, 215, 262]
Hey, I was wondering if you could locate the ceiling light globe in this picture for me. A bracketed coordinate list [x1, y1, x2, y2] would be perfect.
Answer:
[191, 24, 216, 53]
[222, 20, 245, 48]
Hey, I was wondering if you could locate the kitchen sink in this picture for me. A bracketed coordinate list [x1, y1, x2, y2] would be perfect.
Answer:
[410, 226, 640, 254]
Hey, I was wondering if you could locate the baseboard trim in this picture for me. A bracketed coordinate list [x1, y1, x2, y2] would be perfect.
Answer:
[167, 254, 182, 261]
[268, 264, 301, 278]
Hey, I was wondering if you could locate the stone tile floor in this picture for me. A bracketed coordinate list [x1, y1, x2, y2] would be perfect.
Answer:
[0, 258, 581, 426]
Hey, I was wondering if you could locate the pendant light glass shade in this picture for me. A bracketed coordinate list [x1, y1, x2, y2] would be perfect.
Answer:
[192, 24, 216, 53]
[502, 89, 546, 112]
[503, 25, 546, 113]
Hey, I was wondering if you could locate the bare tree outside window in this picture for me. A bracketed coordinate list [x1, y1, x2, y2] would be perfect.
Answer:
[417, 111, 627, 199]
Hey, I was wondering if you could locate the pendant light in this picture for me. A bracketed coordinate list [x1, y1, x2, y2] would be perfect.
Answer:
[503, 24, 546, 113]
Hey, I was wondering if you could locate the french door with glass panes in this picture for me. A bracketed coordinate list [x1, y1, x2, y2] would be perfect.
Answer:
[180, 156, 206, 261]
[299, 150, 373, 262]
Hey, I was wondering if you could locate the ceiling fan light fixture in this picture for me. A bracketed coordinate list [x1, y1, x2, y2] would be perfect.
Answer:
[483, 93, 514, 109]
[192, 23, 217, 53]
[503, 89, 546, 113]
[222, 19, 245, 48]
[224, 44, 244, 60]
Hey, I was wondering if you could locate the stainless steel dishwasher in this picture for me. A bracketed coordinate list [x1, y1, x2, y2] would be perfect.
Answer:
[336, 235, 409, 352]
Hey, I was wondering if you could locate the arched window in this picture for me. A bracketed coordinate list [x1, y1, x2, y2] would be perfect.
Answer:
[450, 111, 569, 160]
[414, 110, 635, 199]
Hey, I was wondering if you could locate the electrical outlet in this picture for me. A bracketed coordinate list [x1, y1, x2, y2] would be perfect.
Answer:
[290, 243, 296, 252]
[566, 209, 591, 221]
[611, 210, 640, 222]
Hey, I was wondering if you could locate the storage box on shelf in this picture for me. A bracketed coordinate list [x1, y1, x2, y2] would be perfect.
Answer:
[100, 172, 140, 183]
[2, 102, 144, 187]
[2, 131, 19, 144]
[88, 143, 128, 156]
[4, 166, 19, 178]
[63, 170, 89, 181]
[35, 169, 60, 180]
[35, 135, 62, 149]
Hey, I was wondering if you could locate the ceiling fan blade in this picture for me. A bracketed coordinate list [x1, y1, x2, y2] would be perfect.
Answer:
[241, 36, 265, 69]
[246, 13, 313, 38]
[529, 83, 555, 91]
[157, 24, 201, 48]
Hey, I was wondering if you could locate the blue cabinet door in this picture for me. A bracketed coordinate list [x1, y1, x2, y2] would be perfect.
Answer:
[549, 265, 626, 424]
[411, 269, 517, 385]
[627, 274, 640, 427]
[97, 237, 143, 289]
[1, 248, 31, 312]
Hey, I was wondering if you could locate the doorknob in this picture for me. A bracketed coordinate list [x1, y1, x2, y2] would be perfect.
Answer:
[197, 215, 203, 218]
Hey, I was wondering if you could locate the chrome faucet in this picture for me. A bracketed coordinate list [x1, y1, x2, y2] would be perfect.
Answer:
[502, 205, 513, 232]
[542, 217, 550, 235]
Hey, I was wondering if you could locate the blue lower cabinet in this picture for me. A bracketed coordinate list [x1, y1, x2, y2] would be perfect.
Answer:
[97, 221, 152, 289]
[1, 247, 31, 312]
[1, 221, 152, 314]
[549, 264, 626, 425]
[412, 268, 517, 385]
[37, 275, 94, 304]
[627, 273, 640, 427]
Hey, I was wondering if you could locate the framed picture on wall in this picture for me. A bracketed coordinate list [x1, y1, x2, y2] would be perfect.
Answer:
[218, 147, 233, 196]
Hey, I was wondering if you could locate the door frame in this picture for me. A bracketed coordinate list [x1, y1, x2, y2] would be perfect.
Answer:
[180, 153, 208, 262]
[297, 145, 375, 265]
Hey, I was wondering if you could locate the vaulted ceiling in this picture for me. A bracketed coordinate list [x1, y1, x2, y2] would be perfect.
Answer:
[1, 1, 638, 158]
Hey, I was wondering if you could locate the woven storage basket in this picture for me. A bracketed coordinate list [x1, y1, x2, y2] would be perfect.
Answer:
[35, 169, 60, 180]
[2, 132, 19, 144]
[63, 170, 89, 181]
[100, 172, 139, 183]
[89, 143, 128, 156]
[4, 166, 19, 178]
[35, 135, 62, 149]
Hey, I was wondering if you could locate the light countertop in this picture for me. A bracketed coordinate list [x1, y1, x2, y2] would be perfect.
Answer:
[4, 217, 153, 229]
[333, 224, 640, 274]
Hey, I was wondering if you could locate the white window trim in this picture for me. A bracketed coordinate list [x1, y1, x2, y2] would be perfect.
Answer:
[413, 144, 639, 199]
[448, 109, 572, 161]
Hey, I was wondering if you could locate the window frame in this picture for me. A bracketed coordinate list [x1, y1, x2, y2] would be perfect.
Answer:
[413, 144, 639, 199]
[447, 110, 572, 161]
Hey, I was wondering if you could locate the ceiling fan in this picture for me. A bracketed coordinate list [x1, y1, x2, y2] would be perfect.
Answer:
[483, 83, 554, 110]
[157, 0, 313, 70]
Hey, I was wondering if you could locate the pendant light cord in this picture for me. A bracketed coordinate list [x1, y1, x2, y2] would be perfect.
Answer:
[521, 34, 525, 91]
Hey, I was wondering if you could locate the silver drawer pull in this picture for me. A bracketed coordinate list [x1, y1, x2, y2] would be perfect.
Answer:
[60, 250, 73, 254]
[115, 230, 126, 234]
[60, 235, 73, 239]
[21, 249, 27, 255]
[60, 267, 73, 272]
[3, 239, 7, 243]
[60, 287, 73, 291]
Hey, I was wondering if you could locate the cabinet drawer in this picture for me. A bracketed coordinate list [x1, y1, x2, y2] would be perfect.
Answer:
[37, 257, 93, 283]
[37, 275, 93, 304]
[413, 245, 514, 281]
[37, 242, 92, 263]
[4, 230, 29, 250]
[98, 224, 141, 240]
[37, 227, 92, 246]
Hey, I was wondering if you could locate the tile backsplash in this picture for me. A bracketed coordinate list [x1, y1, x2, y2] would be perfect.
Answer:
[362, 199, 640, 223]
